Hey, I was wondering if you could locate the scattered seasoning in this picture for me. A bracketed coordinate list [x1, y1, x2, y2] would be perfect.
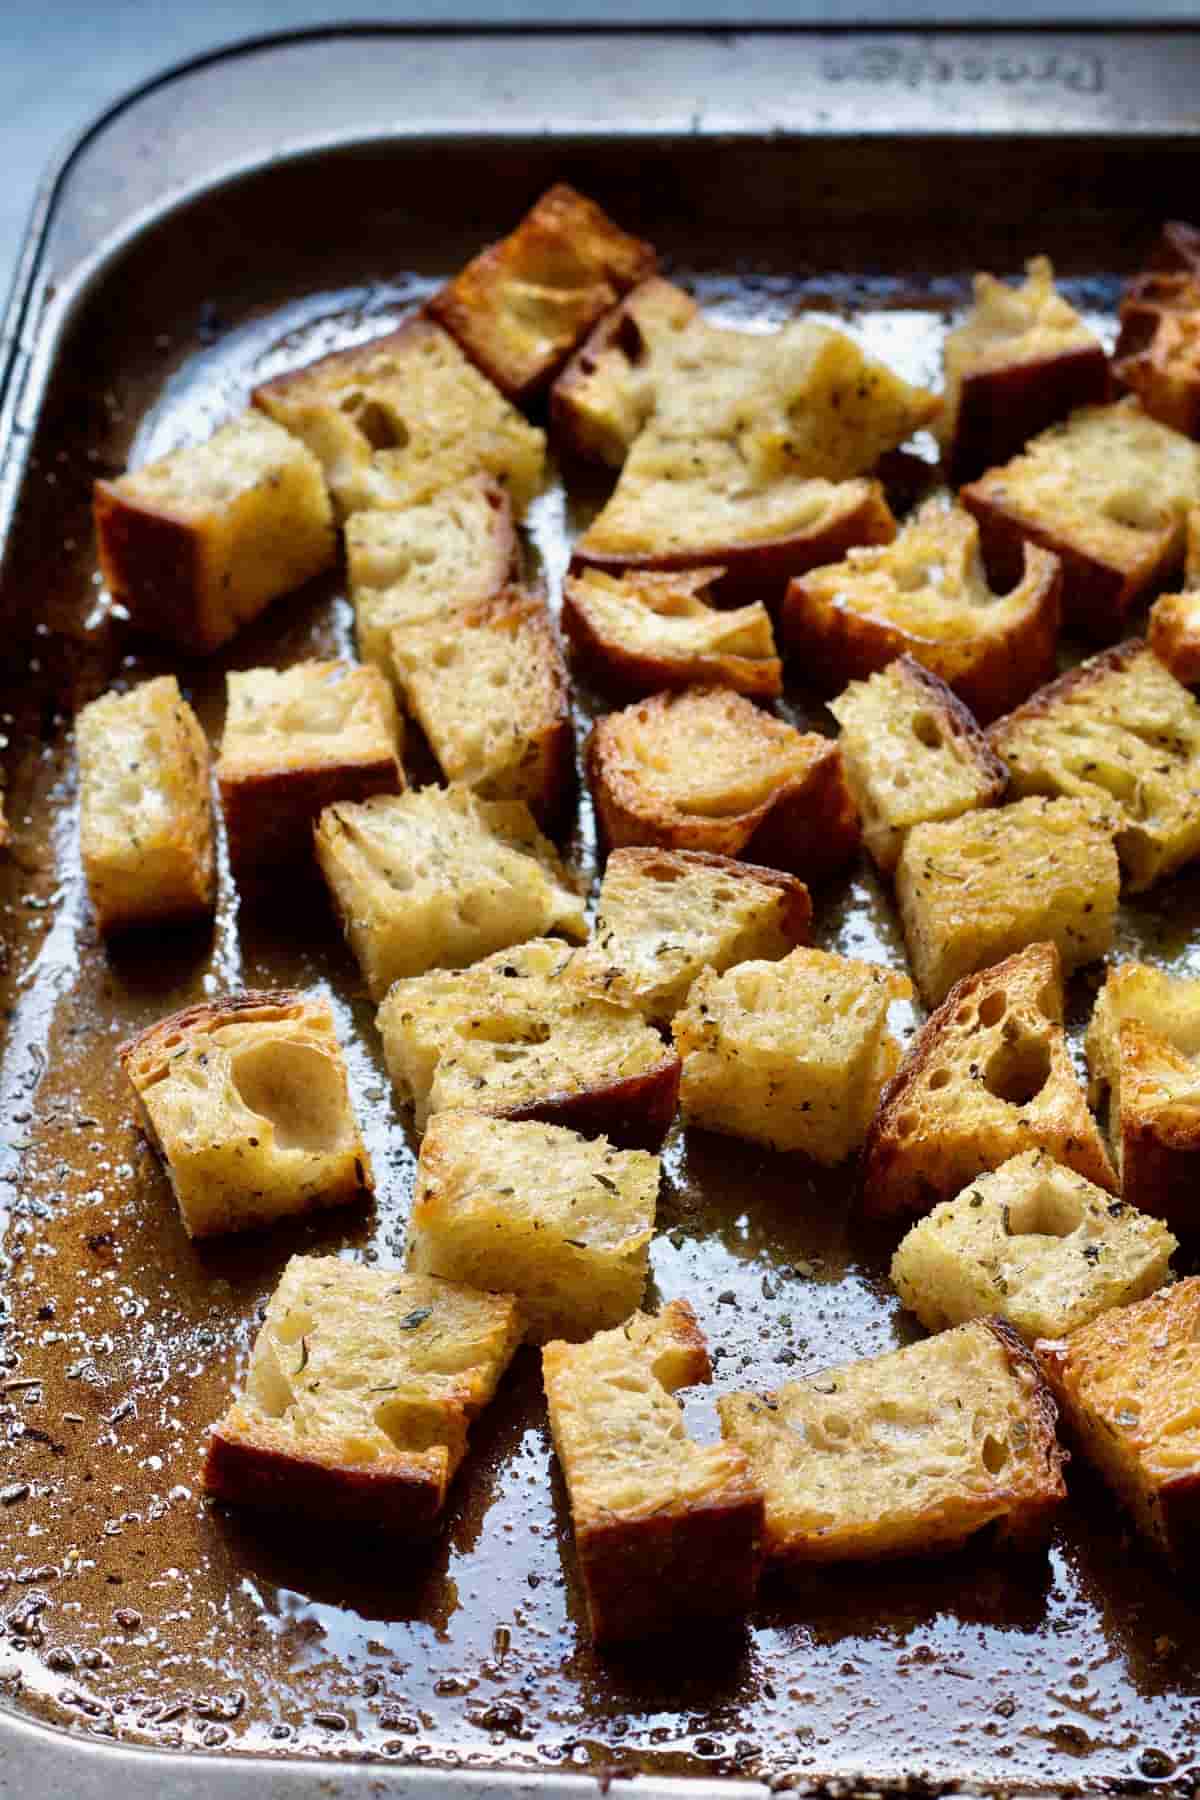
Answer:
[295, 1337, 310, 1375]
[397, 1308, 433, 1331]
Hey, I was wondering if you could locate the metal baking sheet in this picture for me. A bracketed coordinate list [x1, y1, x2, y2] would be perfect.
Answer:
[4, 24, 1200, 1800]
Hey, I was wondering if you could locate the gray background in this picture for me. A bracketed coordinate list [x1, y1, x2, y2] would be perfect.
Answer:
[0, 1, 1194, 285]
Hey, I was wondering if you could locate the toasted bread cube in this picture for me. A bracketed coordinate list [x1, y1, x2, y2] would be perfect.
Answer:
[1148, 503, 1200, 688]
[781, 500, 1061, 724]
[586, 687, 859, 881]
[672, 947, 911, 1162]
[204, 1256, 522, 1531]
[314, 786, 586, 1001]
[891, 1150, 1175, 1343]
[390, 589, 571, 824]
[895, 796, 1118, 1008]
[551, 276, 699, 465]
[217, 661, 402, 883]
[1085, 961, 1200, 1231]
[346, 475, 518, 670]
[94, 411, 335, 654]
[961, 399, 1200, 639]
[990, 640, 1200, 892]
[937, 256, 1109, 484]
[428, 183, 656, 403]
[254, 316, 545, 521]
[562, 566, 782, 699]
[862, 943, 1117, 1220]
[77, 675, 214, 934]
[407, 1113, 657, 1343]
[1114, 270, 1200, 438]
[377, 939, 680, 1148]
[121, 990, 373, 1238]
[569, 847, 811, 1026]
[543, 1301, 764, 1642]
[829, 656, 1008, 873]
[1038, 1278, 1200, 1560]
[719, 1317, 1066, 1565]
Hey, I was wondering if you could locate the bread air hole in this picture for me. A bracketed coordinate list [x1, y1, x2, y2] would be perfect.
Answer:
[1101, 492, 1166, 533]
[982, 1033, 1051, 1108]
[1006, 1182, 1084, 1239]
[340, 392, 410, 453]
[230, 1039, 350, 1153]
[978, 990, 1007, 1028]
[911, 711, 942, 750]
[981, 1432, 1010, 1475]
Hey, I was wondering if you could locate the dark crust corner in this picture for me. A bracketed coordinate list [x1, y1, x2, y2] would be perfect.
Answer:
[945, 344, 1110, 488]
[218, 757, 403, 879]
[561, 572, 784, 702]
[578, 1486, 765, 1645]
[499, 1055, 682, 1152]
[892, 655, 1010, 794]
[607, 846, 814, 946]
[119, 988, 310, 1076]
[93, 479, 212, 652]
[980, 1314, 1070, 1538]
[988, 637, 1154, 739]
[743, 740, 862, 883]
[203, 1427, 446, 1532]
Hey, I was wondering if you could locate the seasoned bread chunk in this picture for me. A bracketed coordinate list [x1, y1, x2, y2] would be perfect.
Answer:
[346, 475, 518, 670]
[1147, 505, 1200, 684]
[862, 944, 1118, 1219]
[543, 1301, 764, 1642]
[562, 566, 782, 699]
[829, 656, 1008, 873]
[587, 686, 860, 880]
[205, 1256, 522, 1531]
[781, 500, 1061, 724]
[377, 938, 680, 1148]
[990, 640, 1200, 891]
[121, 990, 373, 1238]
[891, 1150, 1175, 1343]
[390, 589, 571, 824]
[551, 276, 699, 465]
[94, 411, 335, 654]
[1114, 270, 1200, 438]
[569, 847, 812, 1025]
[428, 183, 655, 402]
[217, 660, 402, 883]
[254, 316, 545, 520]
[1085, 961, 1200, 1230]
[407, 1113, 658, 1343]
[314, 786, 586, 1001]
[937, 256, 1108, 484]
[719, 1317, 1066, 1564]
[77, 675, 214, 934]
[895, 796, 1118, 1007]
[1038, 1278, 1200, 1560]
[961, 399, 1200, 639]
[672, 948, 910, 1162]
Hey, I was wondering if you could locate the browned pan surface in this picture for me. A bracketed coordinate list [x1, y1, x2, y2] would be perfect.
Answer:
[3, 134, 1200, 1793]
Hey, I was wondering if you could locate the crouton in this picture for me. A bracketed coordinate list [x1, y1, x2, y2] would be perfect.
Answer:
[862, 943, 1118, 1219]
[780, 500, 1061, 724]
[1147, 506, 1200, 684]
[314, 785, 586, 1001]
[217, 660, 402, 884]
[1038, 1277, 1200, 1560]
[990, 639, 1200, 891]
[550, 276, 699, 465]
[204, 1256, 522, 1531]
[1114, 271, 1200, 438]
[894, 796, 1118, 1007]
[390, 588, 571, 824]
[829, 656, 1008, 874]
[345, 475, 518, 670]
[586, 686, 859, 880]
[407, 1112, 657, 1343]
[562, 566, 782, 699]
[93, 411, 336, 654]
[960, 399, 1200, 639]
[672, 947, 910, 1162]
[121, 990, 373, 1238]
[542, 1301, 764, 1642]
[428, 183, 656, 403]
[890, 1150, 1175, 1343]
[569, 847, 811, 1026]
[377, 938, 680, 1148]
[937, 256, 1108, 484]
[76, 675, 214, 934]
[253, 316, 545, 520]
[1085, 961, 1200, 1231]
[719, 1317, 1066, 1564]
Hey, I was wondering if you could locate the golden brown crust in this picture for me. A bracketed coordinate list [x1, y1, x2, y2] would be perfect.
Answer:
[978, 1316, 1070, 1548]
[427, 184, 656, 402]
[616, 847, 815, 946]
[892, 655, 1011, 792]
[204, 1422, 446, 1532]
[220, 759, 402, 889]
[498, 1057, 682, 1154]
[945, 348, 1110, 488]
[550, 277, 699, 464]
[94, 486, 208, 648]
[1114, 272, 1200, 438]
[119, 988, 309, 1081]
[562, 567, 783, 699]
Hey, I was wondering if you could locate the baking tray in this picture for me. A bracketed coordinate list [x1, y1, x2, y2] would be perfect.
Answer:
[5, 23, 1200, 1800]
